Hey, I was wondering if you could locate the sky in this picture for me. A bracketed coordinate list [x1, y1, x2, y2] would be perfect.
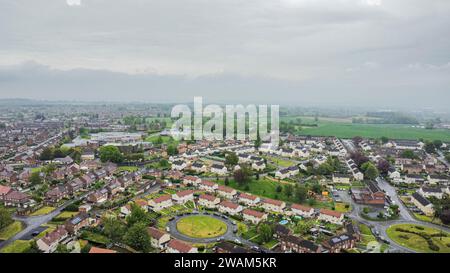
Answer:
[0, 0, 449, 110]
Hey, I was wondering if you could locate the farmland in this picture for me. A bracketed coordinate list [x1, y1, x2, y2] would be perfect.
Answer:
[281, 116, 450, 141]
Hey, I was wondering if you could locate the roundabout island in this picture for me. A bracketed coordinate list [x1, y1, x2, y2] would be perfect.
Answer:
[167, 212, 242, 244]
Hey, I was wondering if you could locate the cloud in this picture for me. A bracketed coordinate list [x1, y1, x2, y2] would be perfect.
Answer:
[66, 0, 81, 6]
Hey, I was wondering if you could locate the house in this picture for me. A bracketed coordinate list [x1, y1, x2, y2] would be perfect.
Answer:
[120, 204, 133, 217]
[36, 226, 68, 253]
[45, 185, 68, 204]
[218, 201, 243, 216]
[198, 194, 220, 208]
[242, 209, 267, 224]
[199, 180, 218, 193]
[172, 190, 195, 204]
[217, 185, 237, 199]
[318, 209, 344, 225]
[166, 239, 198, 253]
[191, 162, 207, 173]
[79, 204, 92, 214]
[65, 213, 91, 234]
[322, 233, 357, 253]
[394, 140, 422, 150]
[419, 187, 444, 199]
[87, 189, 108, 204]
[66, 179, 84, 195]
[81, 150, 95, 161]
[290, 204, 315, 218]
[148, 195, 173, 212]
[332, 173, 351, 184]
[3, 190, 32, 208]
[252, 161, 266, 171]
[275, 169, 291, 180]
[280, 148, 295, 158]
[171, 160, 187, 171]
[274, 224, 291, 238]
[0, 185, 12, 199]
[53, 156, 73, 165]
[353, 171, 364, 181]
[351, 181, 386, 206]
[89, 247, 117, 254]
[280, 235, 321, 253]
[79, 173, 96, 188]
[214, 241, 256, 254]
[402, 164, 423, 174]
[210, 164, 228, 175]
[148, 227, 171, 249]
[261, 198, 286, 213]
[405, 174, 425, 184]
[411, 192, 435, 216]
[238, 193, 260, 207]
[427, 175, 449, 185]
[183, 176, 201, 186]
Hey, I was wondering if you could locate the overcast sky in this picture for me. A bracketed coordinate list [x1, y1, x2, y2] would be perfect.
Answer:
[0, 0, 449, 109]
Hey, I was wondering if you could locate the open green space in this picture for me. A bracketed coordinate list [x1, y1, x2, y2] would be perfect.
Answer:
[281, 116, 450, 141]
[176, 216, 227, 239]
[0, 221, 23, 241]
[386, 224, 450, 253]
[0, 240, 31, 253]
[29, 206, 56, 216]
[117, 166, 139, 172]
[263, 156, 295, 168]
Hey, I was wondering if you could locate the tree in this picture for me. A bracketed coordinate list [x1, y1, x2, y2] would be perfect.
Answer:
[0, 208, 13, 230]
[284, 184, 294, 198]
[276, 185, 282, 193]
[350, 152, 369, 167]
[445, 153, 450, 163]
[159, 159, 170, 169]
[295, 220, 314, 235]
[102, 215, 126, 243]
[433, 140, 443, 150]
[311, 183, 322, 194]
[40, 147, 54, 161]
[224, 177, 230, 186]
[317, 163, 334, 175]
[124, 222, 152, 252]
[257, 223, 274, 243]
[377, 159, 390, 175]
[361, 162, 379, 180]
[424, 141, 436, 154]
[439, 209, 450, 225]
[126, 204, 151, 227]
[254, 133, 262, 149]
[225, 152, 239, 167]
[233, 165, 252, 186]
[380, 136, 389, 144]
[401, 150, 416, 159]
[294, 185, 308, 203]
[29, 172, 42, 185]
[99, 145, 123, 163]
[167, 144, 178, 156]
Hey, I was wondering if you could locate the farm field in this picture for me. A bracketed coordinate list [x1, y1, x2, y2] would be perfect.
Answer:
[281, 116, 450, 141]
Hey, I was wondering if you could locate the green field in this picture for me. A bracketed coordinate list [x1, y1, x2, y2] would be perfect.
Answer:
[386, 224, 450, 253]
[0, 240, 31, 253]
[264, 156, 295, 168]
[0, 221, 23, 241]
[117, 166, 139, 172]
[176, 216, 227, 238]
[282, 116, 450, 141]
[30, 206, 55, 216]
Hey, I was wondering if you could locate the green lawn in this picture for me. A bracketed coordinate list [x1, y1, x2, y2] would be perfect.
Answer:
[282, 116, 450, 141]
[80, 231, 110, 245]
[0, 221, 23, 241]
[30, 206, 55, 216]
[386, 224, 450, 253]
[176, 215, 227, 238]
[145, 135, 178, 145]
[0, 240, 31, 253]
[264, 156, 295, 168]
[117, 166, 139, 172]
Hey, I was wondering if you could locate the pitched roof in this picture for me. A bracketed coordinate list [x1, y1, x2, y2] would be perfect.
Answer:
[0, 185, 12, 195]
[153, 194, 172, 204]
[199, 194, 218, 202]
[168, 239, 194, 253]
[242, 209, 265, 218]
[239, 192, 258, 201]
[89, 247, 117, 254]
[412, 192, 431, 207]
[148, 227, 167, 240]
[291, 203, 313, 212]
[320, 208, 343, 218]
[219, 201, 240, 210]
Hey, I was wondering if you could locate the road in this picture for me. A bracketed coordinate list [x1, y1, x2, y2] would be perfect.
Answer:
[0, 190, 90, 250]
[345, 177, 450, 253]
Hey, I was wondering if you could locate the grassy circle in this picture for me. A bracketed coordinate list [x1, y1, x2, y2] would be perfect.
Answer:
[386, 223, 450, 253]
[176, 216, 228, 239]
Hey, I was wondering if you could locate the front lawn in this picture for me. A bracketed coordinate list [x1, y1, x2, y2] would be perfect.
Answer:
[30, 206, 56, 216]
[0, 221, 23, 241]
[176, 215, 227, 239]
